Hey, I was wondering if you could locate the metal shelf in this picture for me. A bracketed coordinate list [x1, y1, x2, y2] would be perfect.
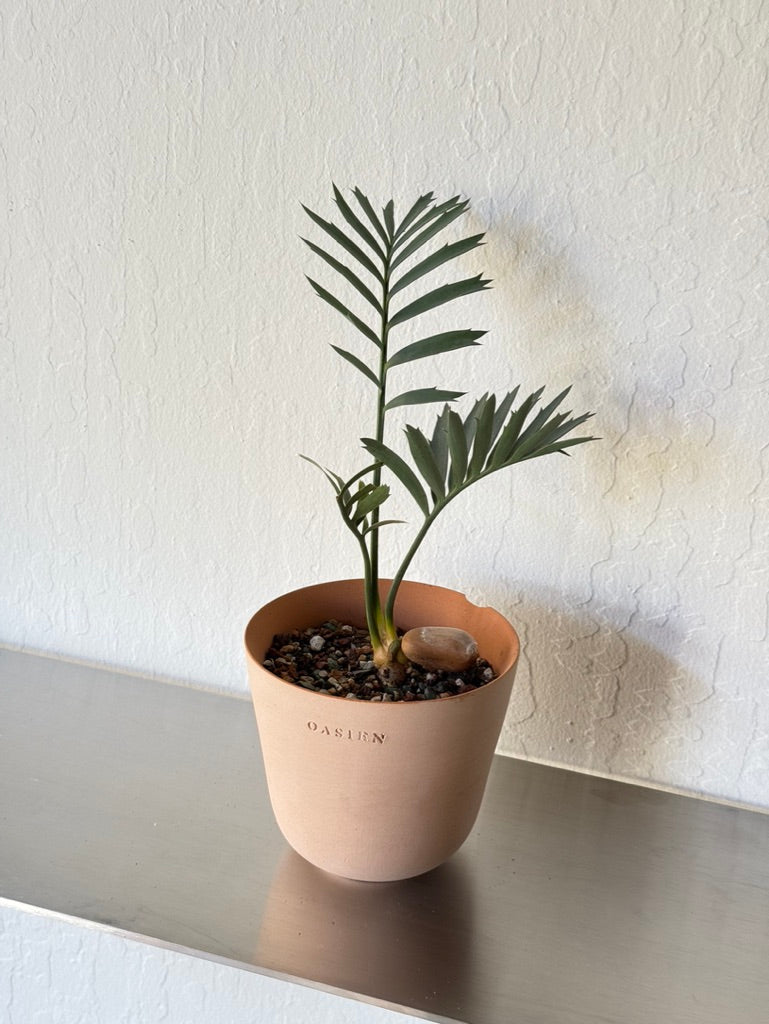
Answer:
[1, 647, 767, 1023]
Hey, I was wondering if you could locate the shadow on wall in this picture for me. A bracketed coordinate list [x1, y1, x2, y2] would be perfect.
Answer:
[476, 581, 706, 791]
[486, 210, 726, 519]
[469, 216, 718, 793]
[483, 210, 615, 414]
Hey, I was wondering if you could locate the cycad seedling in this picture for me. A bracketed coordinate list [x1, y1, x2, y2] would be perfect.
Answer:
[302, 186, 596, 680]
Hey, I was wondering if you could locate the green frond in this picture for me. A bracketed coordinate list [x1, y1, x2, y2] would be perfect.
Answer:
[388, 276, 491, 329]
[330, 345, 380, 387]
[302, 204, 383, 282]
[390, 234, 485, 296]
[384, 388, 464, 412]
[429, 405, 452, 485]
[386, 330, 485, 369]
[352, 188, 390, 247]
[447, 410, 468, 491]
[332, 184, 386, 261]
[361, 437, 430, 515]
[305, 277, 381, 347]
[393, 192, 435, 240]
[302, 237, 382, 314]
[301, 186, 598, 670]
[392, 195, 465, 255]
[405, 425, 445, 502]
[299, 454, 344, 494]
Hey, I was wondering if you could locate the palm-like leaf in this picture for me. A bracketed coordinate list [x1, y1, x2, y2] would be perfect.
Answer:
[390, 234, 485, 296]
[391, 196, 467, 262]
[468, 394, 496, 478]
[385, 387, 464, 411]
[305, 277, 381, 348]
[332, 184, 385, 261]
[302, 238, 382, 313]
[430, 405, 452, 485]
[352, 188, 390, 247]
[462, 394, 488, 450]
[492, 388, 519, 438]
[331, 345, 380, 386]
[388, 276, 491, 329]
[446, 410, 468, 490]
[299, 454, 344, 494]
[344, 482, 390, 525]
[300, 187, 597, 668]
[488, 387, 545, 467]
[382, 199, 395, 239]
[360, 437, 429, 515]
[394, 192, 435, 239]
[361, 517, 405, 536]
[404, 388, 595, 503]
[302, 188, 486, 407]
[302, 205, 382, 282]
[405, 425, 445, 502]
[387, 330, 485, 369]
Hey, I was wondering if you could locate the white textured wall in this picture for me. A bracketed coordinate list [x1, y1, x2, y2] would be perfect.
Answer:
[3, 0, 768, 1018]
[0, 905, 422, 1023]
[3, 2, 768, 815]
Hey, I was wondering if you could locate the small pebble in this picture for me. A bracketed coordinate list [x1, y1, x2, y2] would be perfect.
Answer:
[401, 626, 479, 672]
[264, 619, 496, 702]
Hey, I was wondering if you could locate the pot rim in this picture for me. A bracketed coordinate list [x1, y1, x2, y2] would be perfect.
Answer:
[244, 577, 520, 708]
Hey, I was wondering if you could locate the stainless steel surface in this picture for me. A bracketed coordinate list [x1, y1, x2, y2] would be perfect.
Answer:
[1, 647, 768, 1024]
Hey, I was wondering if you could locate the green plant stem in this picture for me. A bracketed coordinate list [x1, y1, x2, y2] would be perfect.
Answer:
[367, 231, 394, 642]
[383, 500, 446, 633]
[338, 494, 383, 649]
[382, 467, 499, 639]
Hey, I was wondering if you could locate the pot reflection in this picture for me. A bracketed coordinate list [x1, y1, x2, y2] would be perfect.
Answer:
[255, 848, 476, 1014]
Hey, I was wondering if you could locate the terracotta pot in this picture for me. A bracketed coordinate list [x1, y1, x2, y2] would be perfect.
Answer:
[244, 579, 519, 882]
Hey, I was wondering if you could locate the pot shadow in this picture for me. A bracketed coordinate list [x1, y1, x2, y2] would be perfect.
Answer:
[464, 579, 708, 790]
[253, 848, 478, 1015]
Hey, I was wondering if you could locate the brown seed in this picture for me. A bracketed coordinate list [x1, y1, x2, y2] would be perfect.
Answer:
[401, 626, 479, 673]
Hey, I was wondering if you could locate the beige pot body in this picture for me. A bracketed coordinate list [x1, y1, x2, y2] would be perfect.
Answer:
[244, 579, 519, 882]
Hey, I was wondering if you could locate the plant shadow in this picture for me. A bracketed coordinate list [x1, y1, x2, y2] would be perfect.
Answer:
[466, 580, 708, 791]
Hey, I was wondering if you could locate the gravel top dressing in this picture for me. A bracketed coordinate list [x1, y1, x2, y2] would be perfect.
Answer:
[264, 620, 496, 702]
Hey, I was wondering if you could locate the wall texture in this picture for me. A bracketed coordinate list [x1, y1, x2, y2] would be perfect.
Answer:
[2, 1, 767, 807]
[2, 0, 767, 1019]
[0, 905, 422, 1023]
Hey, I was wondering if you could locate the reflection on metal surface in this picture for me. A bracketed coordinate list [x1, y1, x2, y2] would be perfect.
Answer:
[1, 647, 768, 1024]
[257, 851, 475, 1017]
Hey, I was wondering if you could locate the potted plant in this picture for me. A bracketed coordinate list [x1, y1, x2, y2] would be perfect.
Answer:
[245, 187, 595, 881]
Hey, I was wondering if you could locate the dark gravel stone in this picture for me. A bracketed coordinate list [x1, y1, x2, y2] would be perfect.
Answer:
[264, 619, 497, 702]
